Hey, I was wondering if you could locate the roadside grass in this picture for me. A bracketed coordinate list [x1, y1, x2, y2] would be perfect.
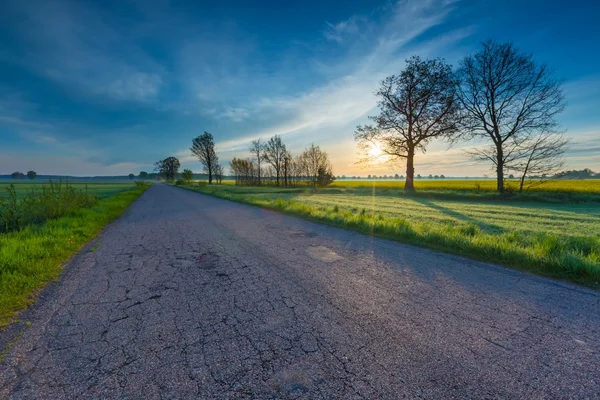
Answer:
[0, 184, 150, 327]
[177, 183, 600, 287]
[0, 182, 136, 199]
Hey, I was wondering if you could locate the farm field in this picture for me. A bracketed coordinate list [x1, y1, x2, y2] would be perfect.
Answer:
[0, 181, 137, 199]
[329, 178, 600, 194]
[180, 183, 600, 286]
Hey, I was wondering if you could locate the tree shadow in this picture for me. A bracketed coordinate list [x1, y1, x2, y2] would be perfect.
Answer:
[412, 198, 508, 234]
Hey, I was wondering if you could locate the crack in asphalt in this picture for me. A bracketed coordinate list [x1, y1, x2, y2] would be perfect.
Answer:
[0, 183, 598, 399]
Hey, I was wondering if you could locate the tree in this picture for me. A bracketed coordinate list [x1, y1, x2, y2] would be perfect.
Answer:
[263, 135, 287, 186]
[27, 171, 37, 180]
[11, 172, 25, 179]
[355, 56, 461, 192]
[191, 132, 219, 184]
[249, 139, 264, 186]
[154, 157, 180, 180]
[128, 173, 135, 180]
[298, 144, 334, 187]
[139, 171, 149, 180]
[512, 132, 568, 191]
[456, 40, 565, 193]
[181, 168, 194, 183]
[214, 164, 224, 184]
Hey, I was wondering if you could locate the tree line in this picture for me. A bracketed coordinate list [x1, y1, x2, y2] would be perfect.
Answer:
[231, 138, 334, 187]
[355, 40, 569, 193]
[154, 132, 335, 188]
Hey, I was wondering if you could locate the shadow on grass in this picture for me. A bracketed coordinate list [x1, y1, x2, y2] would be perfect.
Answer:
[412, 198, 507, 234]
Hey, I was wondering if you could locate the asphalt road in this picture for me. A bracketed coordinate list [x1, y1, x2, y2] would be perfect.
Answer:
[1, 184, 598, 399]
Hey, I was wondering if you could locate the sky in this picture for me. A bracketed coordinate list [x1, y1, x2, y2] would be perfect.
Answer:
[0, 0, 599, 177]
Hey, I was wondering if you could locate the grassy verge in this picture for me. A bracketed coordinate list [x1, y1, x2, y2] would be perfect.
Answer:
[0, 184, 149, 327]
[176, 183, 600, 288]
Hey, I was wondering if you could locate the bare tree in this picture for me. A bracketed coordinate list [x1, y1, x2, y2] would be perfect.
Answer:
[355, 56, 461, 192]
[263, 135, 287, 186]
[249, 139, 264, 186]
[457, 40, 565, 192]
[191, 132, 219, 184]
[512, 132, 568, 191]
[214, 164, 224, 184]
[298, 144, 334, 188]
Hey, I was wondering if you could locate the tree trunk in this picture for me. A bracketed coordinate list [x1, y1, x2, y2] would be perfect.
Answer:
[405, 149, 415, 192]
[496, 145, 504, 193]
[208, 165, 212, 184]
[519, 174, 526, 192]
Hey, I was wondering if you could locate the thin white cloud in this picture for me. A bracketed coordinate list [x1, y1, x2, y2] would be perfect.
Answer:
[324, 17, 362, 43]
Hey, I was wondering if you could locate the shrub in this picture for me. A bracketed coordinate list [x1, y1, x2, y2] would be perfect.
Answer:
[0, 181, 98, 233]
[175, 179, 185, 186]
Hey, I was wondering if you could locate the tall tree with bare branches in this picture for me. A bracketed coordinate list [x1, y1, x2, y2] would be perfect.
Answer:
[456, 40, 565, 192]
[355, 56, 461, 191]
[263, 135, 287, 186]
[249, 139, 264, 186]
[191, 132, 219, 184]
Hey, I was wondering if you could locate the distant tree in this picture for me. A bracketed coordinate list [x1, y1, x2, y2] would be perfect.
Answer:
[154, 157, 180, 180]
[249, 139, 264, 185]
[355, 56, 461, 192]
[394, 173, 400, 179]
[181, 169, 194, 183]
[298, 144, 334, 187]
[554, 169, 596, 179]
[263, 135, 287, 186]
[27, 171, 37, 180]
[417, 174, 422, 179]
[367, 174, 372, 179]
[440, 174, 445, 179]
[214, 164, 224, 184]
[11, 172, 25, 179]
[434, 175, 439, 179]
[457, 40, 565, 193]
[191, 132, 219, 184]
[428, 174, 433, 179]
[128, 173, 135, 180]
[139, 171, 149, 180]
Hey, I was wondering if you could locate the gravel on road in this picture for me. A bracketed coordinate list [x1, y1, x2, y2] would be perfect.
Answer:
[1, 183, 598, 399]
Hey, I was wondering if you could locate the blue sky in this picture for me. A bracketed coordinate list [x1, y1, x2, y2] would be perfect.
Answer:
[1, 0, 599, 176]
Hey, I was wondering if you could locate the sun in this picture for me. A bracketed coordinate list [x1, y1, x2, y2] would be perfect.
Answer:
[368, 143, 383, 158]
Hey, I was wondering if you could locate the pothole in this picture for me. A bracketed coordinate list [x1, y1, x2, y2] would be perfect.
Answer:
[306, 246, 343, 263]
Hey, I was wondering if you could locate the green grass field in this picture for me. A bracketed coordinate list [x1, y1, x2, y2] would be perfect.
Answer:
[329, 179, 600, 194]
[0, 183, 149, 327]
[0, 181, 136, 199]
[179, 183, 600, 287]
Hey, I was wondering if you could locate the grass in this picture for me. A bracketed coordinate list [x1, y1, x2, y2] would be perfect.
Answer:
[0, 181, 137, 199]
[330, 179, 600, 194]
[177, 183, 600, 287]
[0, 183, 149, 327]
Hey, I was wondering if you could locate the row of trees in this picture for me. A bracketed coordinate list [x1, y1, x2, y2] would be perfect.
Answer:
[231, 138, 334, 187]
[10, 171, 37, 179]
[356, 40, 568, 193]
[153, 132, 334, 188]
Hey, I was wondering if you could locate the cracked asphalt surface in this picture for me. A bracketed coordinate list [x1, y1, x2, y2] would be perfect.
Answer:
[1, 183, 599, 399]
